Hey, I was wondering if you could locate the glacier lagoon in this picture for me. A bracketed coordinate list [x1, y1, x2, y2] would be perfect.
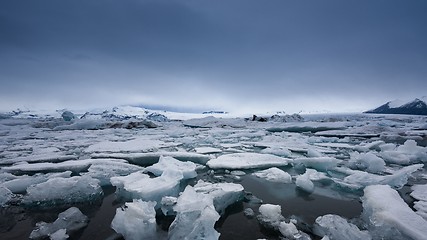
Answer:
[0, 107, 426, 240]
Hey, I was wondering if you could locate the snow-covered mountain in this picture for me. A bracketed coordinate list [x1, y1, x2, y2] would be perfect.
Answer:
[365, 97, 427, 115]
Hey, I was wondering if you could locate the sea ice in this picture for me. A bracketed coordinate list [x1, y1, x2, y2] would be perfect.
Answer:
[207, 153, 291, 169]
[313, 214, 371, 240]
[83, 161, 144, 186]
[342, 164, 423, 190]
[145, 156, 197, 179]
[411, 184, 427, 220]
[92, 151, 211, 165]
[193, 180, 244, 215]
[295, 174, 315, 193]
[0, 186, 14, 206]
[194, 147, 222, 154]
[168, 186, 220, 240]
[293, 157, 341, 171]
[85, 137, 168, 153]
[1, 171, 72, 193]
[252, 167, 292, 183]
[348, 152, 385, 173]
[111, 200, 157, 240]
[29, 207, 89, 240]
[362, 185, 427, 240]
[23, 176, 103, 207]
[111, 170, 183, 204]
[257, 204, 284, 230]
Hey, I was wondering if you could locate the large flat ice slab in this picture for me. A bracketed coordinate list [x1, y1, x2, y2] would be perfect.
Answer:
[207, 153, 291, 169]
[85, 137, 172, 153]
[362, 185, 427, 240]
[92, 151, 211, 165]
[145, 156, 197, 179]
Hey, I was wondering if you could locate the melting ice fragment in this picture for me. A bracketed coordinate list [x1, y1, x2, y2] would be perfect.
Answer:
[252, 167, 292, 183]
[362, 185, 427, 240]
[295, 174, 315, 193]
[168, 186, 220, 240]
[313, 214, 371, 240]
[348, 152, 385, 173]
[111, 170, 183, 204]
[29, 207, 89, 240]
[257, 204, 284, 229]
[111, 200, 158, 240]
[193, 180, 244, 215]
[293, 157, 341, 171]
[145, 155, 197, 179]
[410, 184, 427, 220]
[207, 153, 290, 169]
[23, 176, 103, 207]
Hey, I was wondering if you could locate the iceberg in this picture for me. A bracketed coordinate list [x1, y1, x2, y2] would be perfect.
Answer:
[111, 170, 183, 204]
[29, 207, 89, 240]
[168, 186, 220, 240]
[145, 156, 197, 179]
[23, 176, 103, 207]
[193, 180, 244, 215]
[313, 214, 371, 240]
[362, 185, 427, 240]
[207, 153, 291, 169]
[111, 200, 158, 240]
[252, 167, 292, 183]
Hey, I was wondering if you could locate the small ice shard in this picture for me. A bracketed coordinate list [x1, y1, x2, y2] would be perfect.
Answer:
[111, 200, 157, 240]
[207, 153, 290, 169]
[295, 174, 315, 193]
[293, 157, 341, 171]
[279, 221, 311, 240]
[61, 111, 75, 121]
[23, 176, 103, 207]
[348, 152, 385, 173]
[257, 204, 284, 230]
[194, 180, 244, 215]
[252, 167, 292, 183]
[111, 170, 183, 204]
[243, 208, 255, 218]
[168, 186, 220, 240]
[313, 214, 371, 240]
[411, 184, 427, 220]
[194, 147, 222, 154]
[160, 196, 178, 216]
[362, 185, 427, 240]
[0, 186, 14, 206]
[342, 164, 423, 190]
[145, 156, 197, 179]
[29, 207, 89, 240]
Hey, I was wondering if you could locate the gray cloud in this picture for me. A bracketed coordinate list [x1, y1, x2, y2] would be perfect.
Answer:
[1, 0, 426, 113]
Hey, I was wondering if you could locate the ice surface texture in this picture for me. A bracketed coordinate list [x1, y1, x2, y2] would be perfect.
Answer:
[207, 153, 291, 169]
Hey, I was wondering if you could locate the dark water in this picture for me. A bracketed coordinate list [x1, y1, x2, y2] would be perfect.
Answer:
[0, 175, 363, 240]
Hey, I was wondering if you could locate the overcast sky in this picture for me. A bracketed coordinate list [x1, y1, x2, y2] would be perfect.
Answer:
[1, 0, 426, 114]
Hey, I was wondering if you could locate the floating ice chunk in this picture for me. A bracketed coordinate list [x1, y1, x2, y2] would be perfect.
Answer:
[354, 140, 385, 152]
[111, 171, 183, 204]
[1, 171, 72, 193]
[278, 221, 311, 240]
[380, 151, 411, 165]
[49, 229, 68, 240]
[83, 161, 144, 186]
[194, 180, 244, 215]
[169, 186, 220, 240]
[243, 208, 255, 218]
[29, 207, 89, 240]
[295, 174, 315, 193]
[293, 157, 341, 171]
[183, 116, 244, 128]
[61, 111, 75, 121]
[0, 153, 78, 165]
[313, 214, 371, 240]
[411, 184, 427, 220]
[307, 148, 323, 157]
[194, 147, 222, 154]
[362, 185, 427, 240]
[23, 176, 103, 207]
[160, 196, 178, 216]
[2, 161, 91, 175]
[92, 151, 211, 165]
[145, 156, 197, 179]
[342, 164, 423, 190]
[111, 200, 157, 240]
[53, 119, 107, 130]
[303, 168, 329, 181]
[348, 152, 385, 173]
[257, 204, 284, 229]
[207, 153, 291, 169]
[396, 140, 427, 163]
[252, 167, 292, 183]
[230, 170, 246, 176]
[0, 186, 14, 206]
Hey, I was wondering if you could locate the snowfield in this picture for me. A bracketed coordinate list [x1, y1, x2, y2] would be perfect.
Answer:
[0, 107, 426, 239]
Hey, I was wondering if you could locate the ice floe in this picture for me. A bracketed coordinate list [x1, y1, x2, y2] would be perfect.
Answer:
[207, 153, 291, 169]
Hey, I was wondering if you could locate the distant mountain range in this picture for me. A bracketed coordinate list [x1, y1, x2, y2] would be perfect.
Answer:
[365, 97, 427, 115]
